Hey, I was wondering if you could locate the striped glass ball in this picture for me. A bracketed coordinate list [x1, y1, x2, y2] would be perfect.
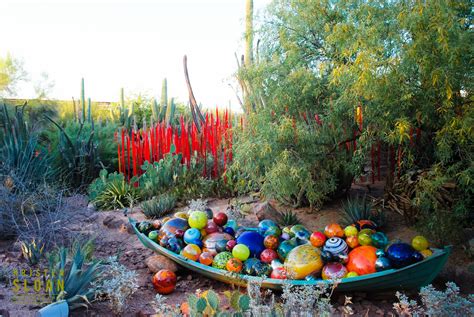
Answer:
[323, 237, 349, 257]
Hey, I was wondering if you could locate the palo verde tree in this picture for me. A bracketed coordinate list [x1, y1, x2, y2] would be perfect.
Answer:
[232, 0, 473, 222]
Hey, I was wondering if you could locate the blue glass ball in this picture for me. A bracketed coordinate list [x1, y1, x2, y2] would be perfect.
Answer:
[184, 228, 201, 244]
[387, 243, 416, 268]
[223, 227, 235, 236]
[375, 257, 392, 271]
[375, 249, 386, 258]
[412, 251, 424, 263]
[236, 231, 265, 257]
[167, 237, 184, 253]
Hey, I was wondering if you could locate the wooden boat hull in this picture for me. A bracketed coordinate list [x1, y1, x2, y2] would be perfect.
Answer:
[130, 218, 451, 292]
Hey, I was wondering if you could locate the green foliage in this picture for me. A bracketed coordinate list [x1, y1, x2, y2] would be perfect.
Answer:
[0, 104, 53, 190]
[141, 193, 177, 219]
[47, 240, 102, 310]
[89, 169, 139, 210]
[139, 149, 183, 198]
[414, 166, 472, 244]
[233, 112, 354, 208]
[276, 210, 301, 226]
[20, 239, 44, 266]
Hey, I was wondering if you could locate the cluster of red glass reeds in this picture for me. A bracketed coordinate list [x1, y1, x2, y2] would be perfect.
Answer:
[116, 108, 233, 181]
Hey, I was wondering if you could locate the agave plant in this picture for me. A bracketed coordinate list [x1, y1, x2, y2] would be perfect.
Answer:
[341, 194, 384, 226]
[92, 177, 140, 210]
[46, 241, 102, 311]
[20, 239, 44, 266]
[276, 210, 301, 226]
[141, 193, 176, 219]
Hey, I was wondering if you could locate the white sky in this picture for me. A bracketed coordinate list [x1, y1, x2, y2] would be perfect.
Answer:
[0, 0, 270, 110]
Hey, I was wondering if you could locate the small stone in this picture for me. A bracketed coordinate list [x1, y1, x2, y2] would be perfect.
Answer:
[103, 215, 126, 229]
[145, 255, 178, 273]
[253, 201, 279, 222]
[187, 274, 192, 281]
[375, 309, 385, 315]
[85, 213, 99, 223]
[87, 202, 96, 211]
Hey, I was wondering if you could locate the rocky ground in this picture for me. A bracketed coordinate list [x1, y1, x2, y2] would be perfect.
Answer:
[0, 181, 472, 316]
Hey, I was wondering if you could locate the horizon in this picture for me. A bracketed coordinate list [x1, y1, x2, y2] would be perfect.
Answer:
[0, 0, 271, 111]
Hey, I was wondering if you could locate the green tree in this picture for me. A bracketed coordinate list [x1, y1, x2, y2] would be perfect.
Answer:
[0, 54, 27, 97]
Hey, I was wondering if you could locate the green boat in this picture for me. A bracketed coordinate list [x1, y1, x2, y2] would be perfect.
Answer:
[130, 218, 451, 292]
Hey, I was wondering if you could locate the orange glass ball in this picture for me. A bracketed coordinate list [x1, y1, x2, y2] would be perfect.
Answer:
[199, 252, 214, 266]
[226, 258, 243, 273]
[324, 224, 344, 238]
[152, 270, 177, 294]
[346, 246, 377, 276]
[346, 236, 359, 249]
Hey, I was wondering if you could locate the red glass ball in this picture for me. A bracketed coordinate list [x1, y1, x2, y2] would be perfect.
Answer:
[205, 221, 219, 234]
[226, 239, 237, 251]
[260, 248, 278, 264]
[152, 270, 177, 295]
[213, 212, 228, 227]
[270, 267, 287, 279]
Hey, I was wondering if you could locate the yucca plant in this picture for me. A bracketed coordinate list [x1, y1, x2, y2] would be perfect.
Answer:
[141, 193, 176, 218]
[341, 194, 384, 226]
[20, 239, 44, 266]
[43, 241, 102, 314]
[276, 210, 301, 226]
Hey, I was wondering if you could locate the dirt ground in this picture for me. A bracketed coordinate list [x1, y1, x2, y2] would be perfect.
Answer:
[0, 181, 472, 317]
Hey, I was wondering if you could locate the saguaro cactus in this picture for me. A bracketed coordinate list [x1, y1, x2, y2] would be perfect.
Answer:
[160, 78, 168, 122]
[81, 78, 85, 123]
[245, 0, 253, 66]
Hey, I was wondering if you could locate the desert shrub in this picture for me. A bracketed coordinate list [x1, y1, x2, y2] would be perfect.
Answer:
[141, 193, 177, 218]
[93, 256, 138, 315]
[393, 282, 474, 317]
[0, 183, 68, 246]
